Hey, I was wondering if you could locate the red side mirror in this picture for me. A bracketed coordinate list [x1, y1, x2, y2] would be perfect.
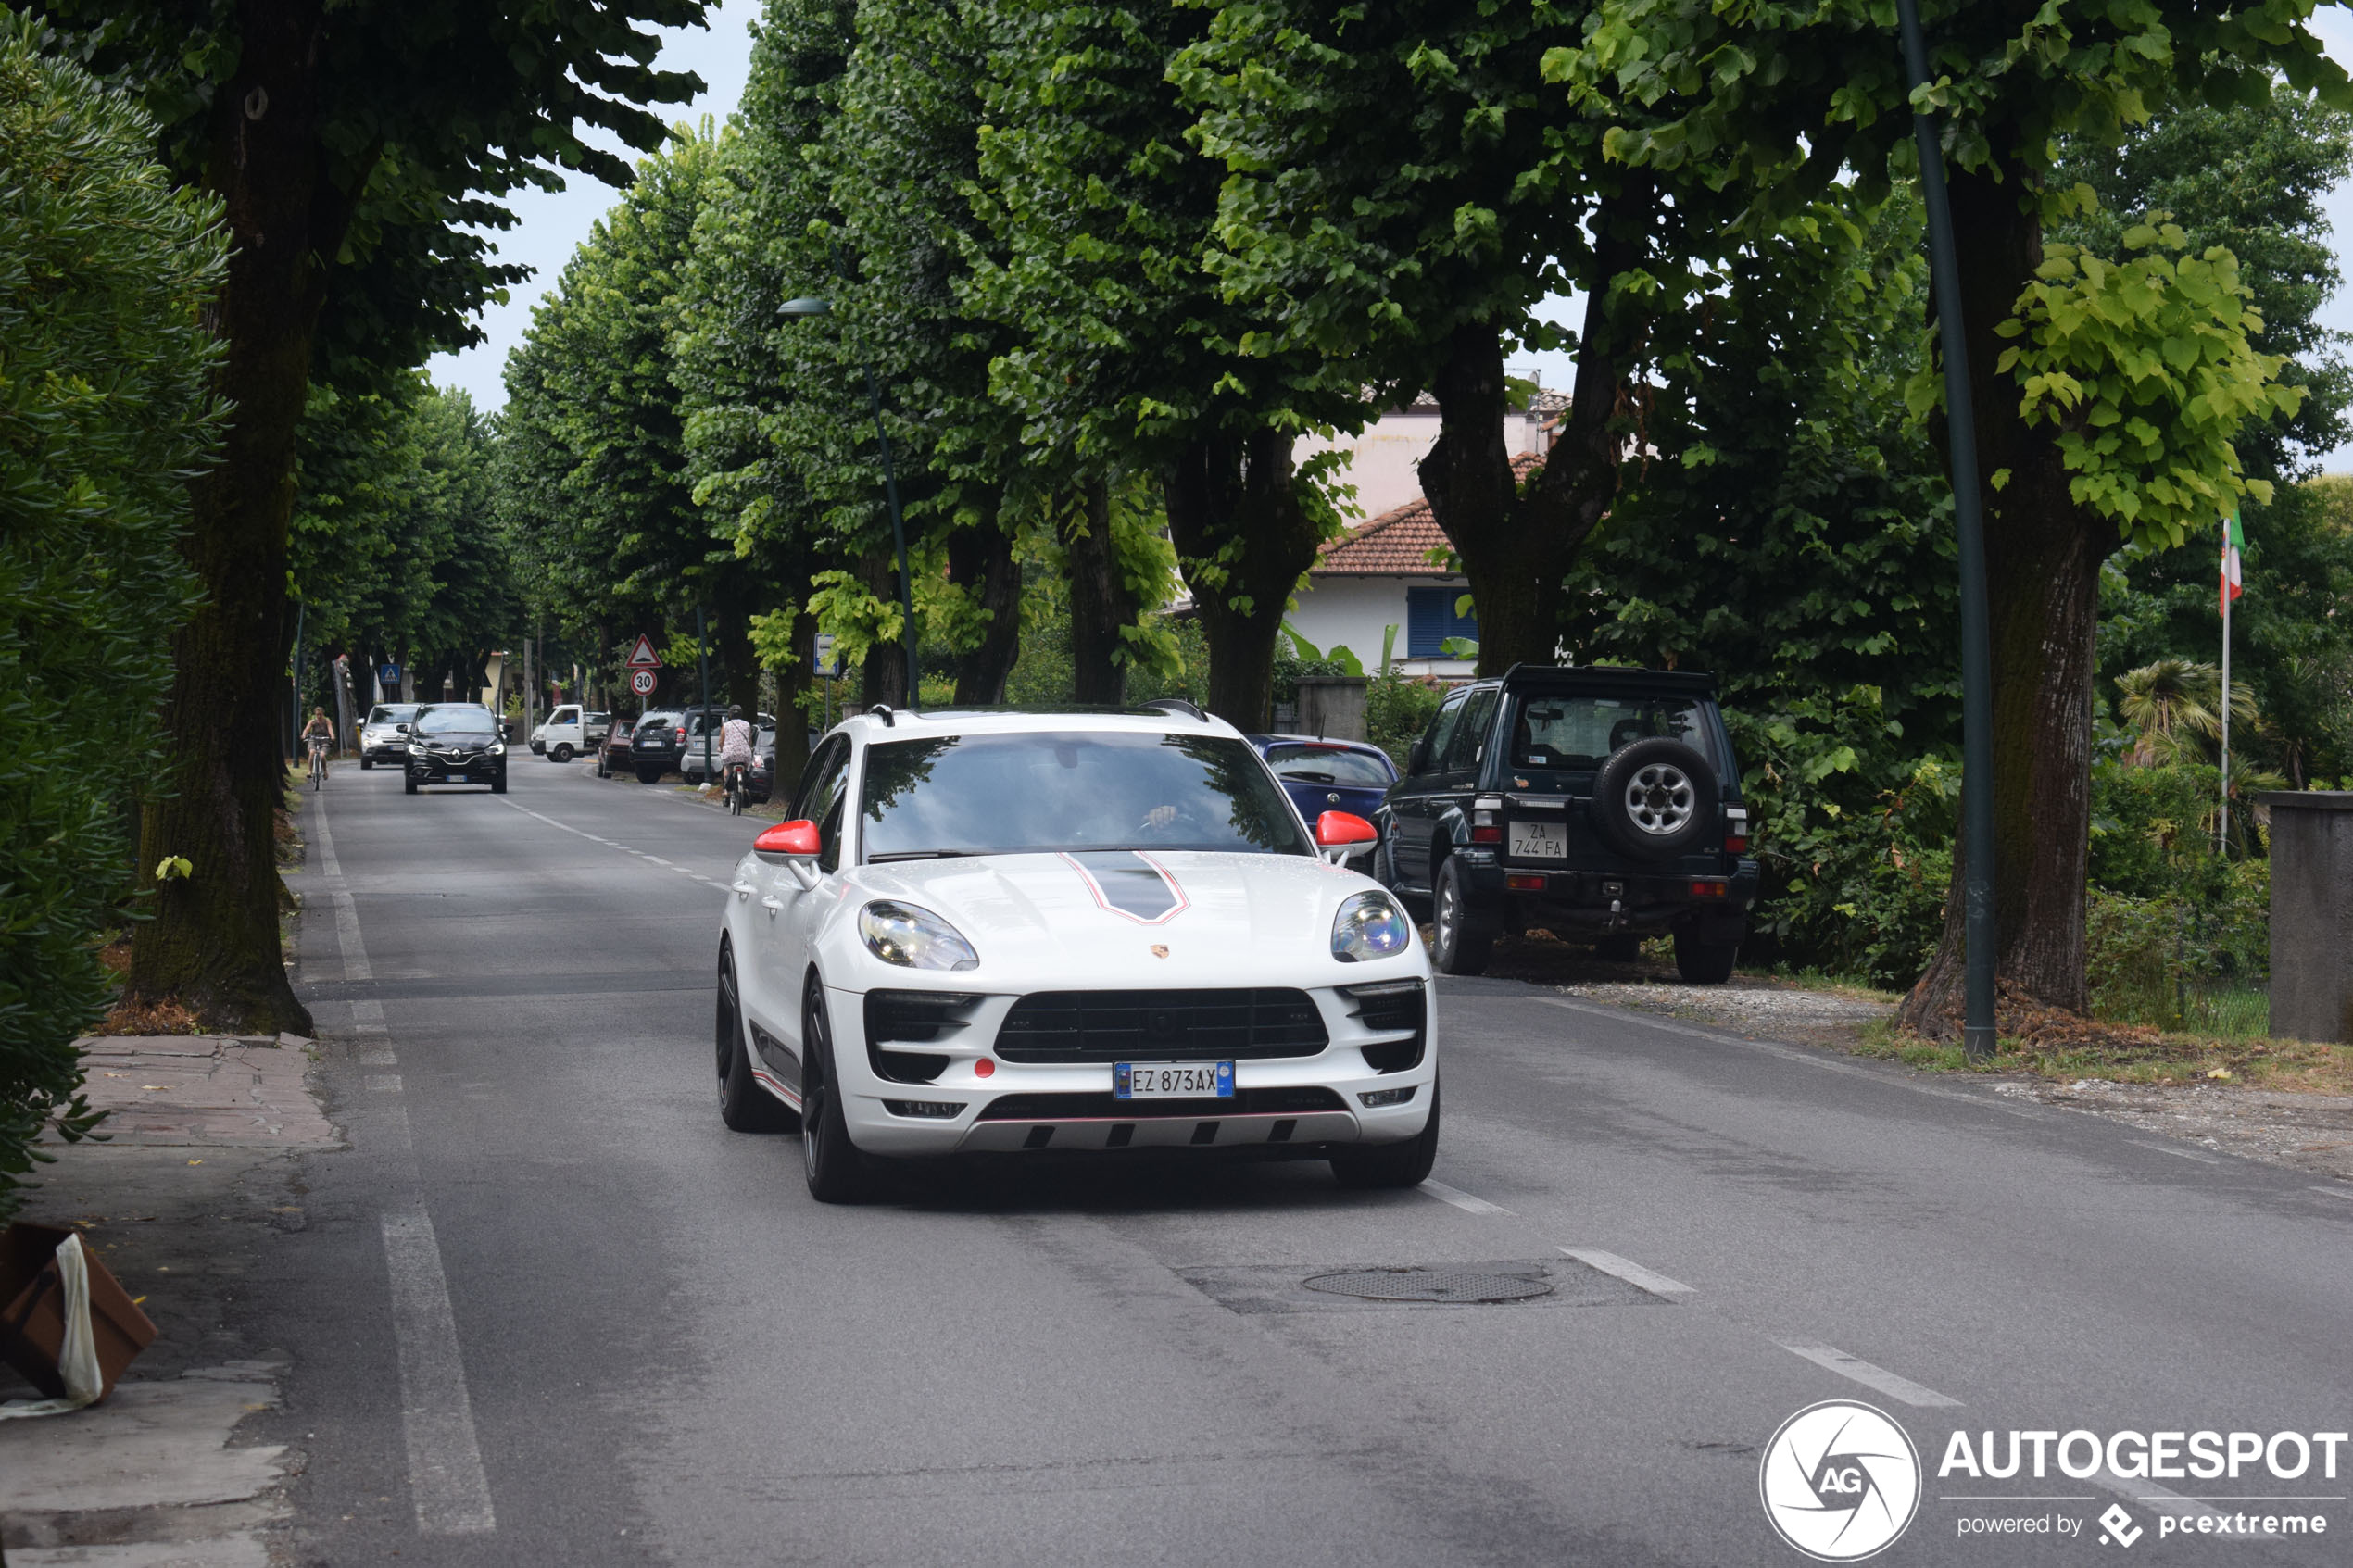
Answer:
[1315, 810, 1378, 847]
[754, 820, 821, 859]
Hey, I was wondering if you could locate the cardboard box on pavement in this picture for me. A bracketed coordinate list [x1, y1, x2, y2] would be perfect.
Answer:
[0, 1222, 157, 1400]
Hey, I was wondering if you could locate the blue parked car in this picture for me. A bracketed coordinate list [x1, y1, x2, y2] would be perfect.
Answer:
[1247, 734, 1399, 858]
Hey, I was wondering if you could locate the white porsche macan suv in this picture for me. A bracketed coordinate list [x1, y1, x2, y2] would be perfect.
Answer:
[714, 703, 1439, 1202]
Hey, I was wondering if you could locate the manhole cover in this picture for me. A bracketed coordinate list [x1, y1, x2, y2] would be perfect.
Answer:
[1302, 1267, 1554, 1304]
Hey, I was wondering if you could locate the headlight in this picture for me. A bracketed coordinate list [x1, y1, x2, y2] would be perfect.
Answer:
[489, 743, 506, 756]
[859, 900, 979, 971]
[1332, 891, 1412, 962]
[408, 743, 426, 755]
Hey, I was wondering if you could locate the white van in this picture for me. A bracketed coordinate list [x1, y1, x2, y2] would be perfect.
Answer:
[528, 706, 610, 762]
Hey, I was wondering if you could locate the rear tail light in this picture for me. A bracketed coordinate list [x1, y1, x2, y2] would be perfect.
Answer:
[1690, 880, 1729, 897]
[1505, 873, 1545, 891]
[1724, 835, 1748, 853]
[1470, 809, 1501, 846]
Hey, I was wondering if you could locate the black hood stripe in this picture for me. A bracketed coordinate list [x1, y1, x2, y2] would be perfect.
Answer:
[1062, 851, 1189, 925]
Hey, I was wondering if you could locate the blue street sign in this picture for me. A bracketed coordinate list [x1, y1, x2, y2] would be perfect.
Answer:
[380, 663, 401, 686]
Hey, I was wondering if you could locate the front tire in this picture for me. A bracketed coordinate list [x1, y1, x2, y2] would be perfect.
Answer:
[1673, 934, 1739, 985]
[1432, 857, 1492, 976]
[717, 946, 796, 1133]
[360, 758, 373, 771]
[490, 771, 508, 796]
[800, 986, 869, 1203]
[404, 776, 419, 796]
[1331, 1077, 1441, 1188]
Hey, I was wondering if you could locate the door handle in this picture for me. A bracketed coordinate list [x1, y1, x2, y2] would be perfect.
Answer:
[731, 881, 755, 897]
[760, 896, 784, 914]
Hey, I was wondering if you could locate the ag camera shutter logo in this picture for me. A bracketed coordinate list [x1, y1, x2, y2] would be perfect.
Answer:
[1760, 1399, 1922, 1560]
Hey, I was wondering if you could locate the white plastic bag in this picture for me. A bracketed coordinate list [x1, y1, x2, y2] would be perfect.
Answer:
[0, 1232, 105, 1419]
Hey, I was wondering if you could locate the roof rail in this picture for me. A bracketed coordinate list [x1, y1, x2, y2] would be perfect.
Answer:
[867, 703, 895, 728]
[1139, 696, 1207, 721]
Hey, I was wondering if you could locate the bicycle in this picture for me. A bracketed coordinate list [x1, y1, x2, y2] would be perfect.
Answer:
[721, 761, 749, 816]
[307, 737, 330, 791]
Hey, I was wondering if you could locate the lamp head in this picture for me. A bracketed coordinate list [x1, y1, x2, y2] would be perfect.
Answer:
[777, 295, 833, 317]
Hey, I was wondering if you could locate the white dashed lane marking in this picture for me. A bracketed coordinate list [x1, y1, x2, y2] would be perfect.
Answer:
[1558, 1248, 1695, 1301]
[1419, 1180, 1513, 1216]
[496, 798, 731, 891]
[1778, 1341, 1961, 1407]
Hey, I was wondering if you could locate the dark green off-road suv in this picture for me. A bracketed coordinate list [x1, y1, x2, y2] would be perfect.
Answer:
[1375, 665, 1758, 982]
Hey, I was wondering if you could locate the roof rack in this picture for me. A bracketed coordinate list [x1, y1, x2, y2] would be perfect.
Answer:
[1138, 696, 1207, 721]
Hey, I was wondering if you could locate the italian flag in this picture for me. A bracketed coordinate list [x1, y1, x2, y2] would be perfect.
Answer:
[2220, 511, 2245, 620]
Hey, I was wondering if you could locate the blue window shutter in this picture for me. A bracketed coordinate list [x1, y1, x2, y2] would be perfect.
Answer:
[1450, 592, 1478, 643]
[1405, 588, 1445, 656]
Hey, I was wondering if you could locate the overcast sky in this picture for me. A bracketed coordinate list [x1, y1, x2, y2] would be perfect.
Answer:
[428, 2, 2353, 470]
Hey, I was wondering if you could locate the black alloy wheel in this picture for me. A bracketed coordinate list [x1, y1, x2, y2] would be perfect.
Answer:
[1432, 857, 1492, 976]
[800, 985, 868, 1203]
[717, 945, 796, 1132]
[1330, 1075, 1441, 1188]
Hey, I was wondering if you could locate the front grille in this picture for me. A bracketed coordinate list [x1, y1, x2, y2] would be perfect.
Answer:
[975, 1086, 1348, 1121]
[994, 988, 1327, 1063]
[1343, 981, 1427, 1073]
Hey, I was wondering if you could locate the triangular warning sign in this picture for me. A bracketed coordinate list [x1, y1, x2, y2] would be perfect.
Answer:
[625, 633, 661, 669]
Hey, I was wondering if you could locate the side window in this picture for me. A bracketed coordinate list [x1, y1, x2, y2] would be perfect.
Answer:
[818, 792, 849, 874]
[793, 737, 849, 823]
[1441, 687, 1499, 773]
[1418, 690, 1467, 776]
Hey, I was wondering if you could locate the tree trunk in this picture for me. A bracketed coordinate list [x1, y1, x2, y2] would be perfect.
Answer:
[1064, 482, 1137, 706]
[947, 514, 1022, 705]
[1165, 429, 1324, 731]
[1899, 165, 2107, 1035]
[1417, 177, 1657, 675]
[127, 2, 362, 1035]
[858, 546, 910, 709]
[773, 596, 815, 791]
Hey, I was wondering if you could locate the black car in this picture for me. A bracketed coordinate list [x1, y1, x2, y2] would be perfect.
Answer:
[1376, 664, 1756, 982]
[630, 709, 686, 783]
[403, 703, 509, 796]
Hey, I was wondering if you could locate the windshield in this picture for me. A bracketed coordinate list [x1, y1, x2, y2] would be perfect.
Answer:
[1265, 743, 1393, 789]
[1504, 694, 1717, 773]
[416, 707, 497, 737]
[859, 731, 1311, 860]
[367, 705, 418, 725]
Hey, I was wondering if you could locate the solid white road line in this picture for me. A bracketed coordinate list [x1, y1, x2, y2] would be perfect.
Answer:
[2132, 1138, 2221, 1164]
[308, 796, 373, 983]
[1419, 1179, 1513, 1216]
[2310, 1185, 2353, 1203]
[1778, 1342, 1962, 1407]
[1558, 1247, 1694, 1300]
[381, 1207, 497, 1536]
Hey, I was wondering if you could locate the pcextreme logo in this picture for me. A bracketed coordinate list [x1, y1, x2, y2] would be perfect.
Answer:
[1760, 1400, 1923, 1561]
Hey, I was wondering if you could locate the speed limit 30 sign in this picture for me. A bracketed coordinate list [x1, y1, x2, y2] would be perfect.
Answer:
[630, 669, 657, 696]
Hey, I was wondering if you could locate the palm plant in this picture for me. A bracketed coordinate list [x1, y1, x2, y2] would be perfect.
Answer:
[2113, 660, 2257, 765]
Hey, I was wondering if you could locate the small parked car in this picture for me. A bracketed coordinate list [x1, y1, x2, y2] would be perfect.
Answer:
[1376, 664, 1756, 982]
[528, 706, 610, 763]
[596, 717, 636, 779]
[358, 703, 422, 770]
[631, 709, 686, 783]
[403, 703, 509, 796]
[1248, 734, 1397, 867]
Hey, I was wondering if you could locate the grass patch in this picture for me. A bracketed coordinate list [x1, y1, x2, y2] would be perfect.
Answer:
[1848, 1012, 2353, 1094]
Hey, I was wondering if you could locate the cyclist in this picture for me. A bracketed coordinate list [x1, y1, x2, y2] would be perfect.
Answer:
[301, 706, 336, 783]
[717, 704, 756, 810]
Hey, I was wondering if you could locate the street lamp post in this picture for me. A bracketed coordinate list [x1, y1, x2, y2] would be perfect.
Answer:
[1895, 0, 1998, 1061]
[778, 295, 919, 706]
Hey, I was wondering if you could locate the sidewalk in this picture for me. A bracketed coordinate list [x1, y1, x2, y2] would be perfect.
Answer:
[0, 1034, 340, 1567]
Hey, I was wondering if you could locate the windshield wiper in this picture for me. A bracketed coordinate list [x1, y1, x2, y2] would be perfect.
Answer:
[867, 849, 983, 862]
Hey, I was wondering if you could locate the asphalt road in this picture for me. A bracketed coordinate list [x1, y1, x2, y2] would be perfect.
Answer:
[260, 754, 2353, 1567]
